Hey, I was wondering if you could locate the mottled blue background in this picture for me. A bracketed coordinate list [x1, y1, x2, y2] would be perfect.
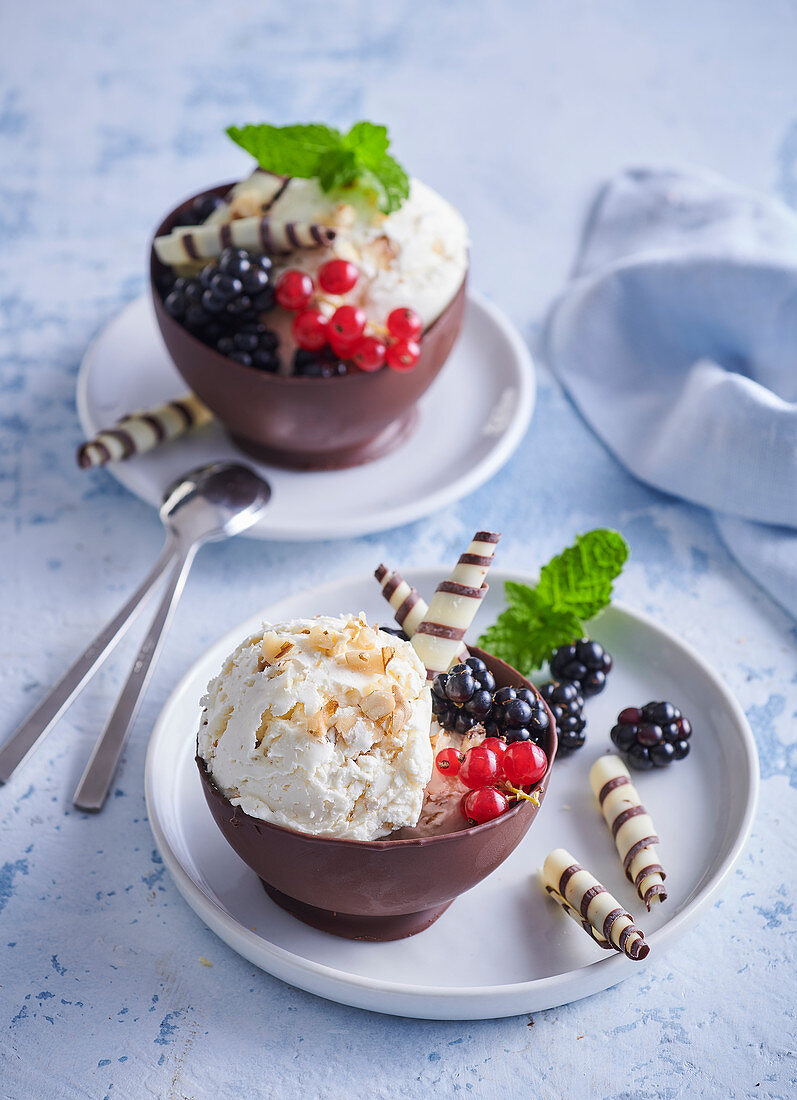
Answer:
[2, 2, 796, 1097]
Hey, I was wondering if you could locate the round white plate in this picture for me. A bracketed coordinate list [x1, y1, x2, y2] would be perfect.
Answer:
[77, 292, 534, 540]
[145, 569, 758, 1020]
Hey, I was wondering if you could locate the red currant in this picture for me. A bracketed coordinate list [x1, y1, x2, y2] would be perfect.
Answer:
[435, 747, 462, 778]
[387, 307, 422, 340]
[318, 259, 359, 295]
[459, 746, 500, 790]
[461, 786, 509, 826]
[351, 335, 387, 372]
[481, 737, 508, 765]
[502, 742, 547, 788]
[618, 707, 643, 725]
[292, 309, 328, 351]
[328, 330, 359, 358]
[385, 338, 421, 372]
[330, 305, 366, 343]
[275, 269, 313, 311]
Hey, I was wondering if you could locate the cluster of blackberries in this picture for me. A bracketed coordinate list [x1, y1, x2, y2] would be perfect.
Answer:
[550, 639, 613, 697]
[538, 680, 586, 755]
[610, 702, 692, 770]
[431, 659, 550, 745]
[161, 248, 280, 371]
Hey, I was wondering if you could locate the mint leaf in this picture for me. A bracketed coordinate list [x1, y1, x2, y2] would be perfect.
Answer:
[344, 121, 389, 166]
[364, 153, 411, 214]
[536, 529, 629, 620]
[225, 123, 342, 178]
[225, 120, 410, 213]
[477, 529, 629, 675]
[317, 148, 359, 192]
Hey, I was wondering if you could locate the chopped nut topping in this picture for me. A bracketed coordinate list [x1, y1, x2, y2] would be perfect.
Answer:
[360, 689, 396, 721]
[344, 649, 385, 673]
[261, 633, 294, 663]
[391, 685, 412, 734]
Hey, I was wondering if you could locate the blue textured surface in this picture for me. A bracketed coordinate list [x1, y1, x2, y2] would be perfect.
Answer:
[1, 2, 796, 1097]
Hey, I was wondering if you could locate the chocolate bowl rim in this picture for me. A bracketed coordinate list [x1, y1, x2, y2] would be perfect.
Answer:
[195, 645, 557, 849]
[149, 180, 467, 386]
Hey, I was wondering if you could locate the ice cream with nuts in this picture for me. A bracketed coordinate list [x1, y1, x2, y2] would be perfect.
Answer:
[197, 613, 433, 841]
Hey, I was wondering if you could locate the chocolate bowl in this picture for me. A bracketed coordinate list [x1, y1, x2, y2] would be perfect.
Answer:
[196, 647, 557, 942]
[150, 184, 467, 471]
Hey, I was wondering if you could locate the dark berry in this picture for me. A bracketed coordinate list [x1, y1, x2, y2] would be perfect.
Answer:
[612, 703, 692, 769]
[474, 669, 496, 693]
[636, 723, 663, 747]
[501, 698, 533, 728]
[445, 667, 476, 704]
[493, 686, 516, 705]
[641, 701, 679, 724]
[550, 638, 613, 697]
[192, 194, 224, 222]
[628, 742, 653, 770]
[504, 726, 531, 743]
[465, 689, 494, 719]
[464, 657, 487, 674]
[228, 351, 252, 366]
[610, 723, 637, 752]
[650, 741, 676, 767]
[431, 674, 448, 699]
[218, 248, 252, 277]
[539, 680, 586, 755]
[164, 289, 186, 319]
[380, 626, 410, 641]
[431, 693, 449, 717]
[292, 348, 348, 378]
[454, 711, 477, 735]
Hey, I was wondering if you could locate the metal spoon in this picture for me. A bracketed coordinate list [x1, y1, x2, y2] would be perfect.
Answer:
[0, 463, 271, 805]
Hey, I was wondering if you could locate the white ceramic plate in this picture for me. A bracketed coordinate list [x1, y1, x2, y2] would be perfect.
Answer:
[77, 292, 534, 540]
[145, 569, 758, 1020]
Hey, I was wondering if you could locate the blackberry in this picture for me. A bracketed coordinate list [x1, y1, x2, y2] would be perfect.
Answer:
[610, 702, 691, 770]
[217, 325, 279, 373]
[430, 659, 499, 734]
[293, 348, 349, 378]
[550, 639, 613, 697]
[490, 685, 550, 746]
[379, 626, 409, 641]
[538, 680, 586, 755]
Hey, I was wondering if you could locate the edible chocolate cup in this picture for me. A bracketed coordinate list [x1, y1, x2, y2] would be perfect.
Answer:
[196, 648, 557, 941]
[150, 184, 467, 471]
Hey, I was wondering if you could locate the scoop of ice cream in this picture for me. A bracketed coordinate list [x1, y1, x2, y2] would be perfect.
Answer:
[215, 170, 468, 328]
[197, 613, 433, 841]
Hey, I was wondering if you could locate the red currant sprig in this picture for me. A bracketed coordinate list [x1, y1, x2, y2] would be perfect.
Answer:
[435, 737, 549, 828]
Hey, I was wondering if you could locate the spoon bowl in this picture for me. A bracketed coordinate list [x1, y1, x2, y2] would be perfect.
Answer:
[160, 462, 272, 545]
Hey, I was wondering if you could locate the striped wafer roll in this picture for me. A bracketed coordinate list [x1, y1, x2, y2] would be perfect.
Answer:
[541, 848, 650, 961]
[589, 756, 667, 910]
[153, 215, 337, 265]
[411, 532, 501, 679]
[374, 566, 468, 660]
[76, 394, 212, 469]
[374, 565, 430, 636]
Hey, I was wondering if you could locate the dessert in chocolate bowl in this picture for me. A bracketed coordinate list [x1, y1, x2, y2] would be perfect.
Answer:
[150, 121, 468, 470]
[194, 534, 557, 941]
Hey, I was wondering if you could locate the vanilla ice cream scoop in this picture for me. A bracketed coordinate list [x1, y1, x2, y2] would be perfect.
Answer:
[197, 614, 433, 841]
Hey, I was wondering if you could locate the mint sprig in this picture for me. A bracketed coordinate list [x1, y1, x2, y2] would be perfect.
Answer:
[225, 121, 410, 214]
[477, 529, 629, 676]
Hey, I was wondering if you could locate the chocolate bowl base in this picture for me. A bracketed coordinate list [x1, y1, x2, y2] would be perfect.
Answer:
[261, 881, 452, 941]
[230, 407, 418, 472]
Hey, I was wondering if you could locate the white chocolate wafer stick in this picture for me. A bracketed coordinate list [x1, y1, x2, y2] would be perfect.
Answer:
[374, 566, 468, 659]
[540, 848, 650, 961]
[76, 394, 212, 469]
[589, 756, 667, 910]
[153, 215, 337, 265]
[411, 532, 501, 679]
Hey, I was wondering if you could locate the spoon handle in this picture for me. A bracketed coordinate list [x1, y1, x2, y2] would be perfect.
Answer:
[0, 538, 178, 784]
[72, 545, 197, 812]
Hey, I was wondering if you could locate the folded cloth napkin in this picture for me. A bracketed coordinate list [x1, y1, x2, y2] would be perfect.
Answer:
[545, 166, 797, 619]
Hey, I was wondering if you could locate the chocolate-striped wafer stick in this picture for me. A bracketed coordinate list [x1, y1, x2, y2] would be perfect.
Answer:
[540, 848, 650, 961]
[411, 532, 501, 679]
[374, 565, 429, 636]
[153, 215, 337, 265]
[374, 566, 468, 660]
[589, 756, 667, 910]
[76, 394, 212, 469]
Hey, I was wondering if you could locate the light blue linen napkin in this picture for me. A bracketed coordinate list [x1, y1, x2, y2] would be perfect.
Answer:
[545, 166, 797, 618]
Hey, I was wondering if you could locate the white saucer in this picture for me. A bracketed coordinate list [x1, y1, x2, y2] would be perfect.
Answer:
[145, 569, 758, 1020]
[77, 292, 535, 540]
